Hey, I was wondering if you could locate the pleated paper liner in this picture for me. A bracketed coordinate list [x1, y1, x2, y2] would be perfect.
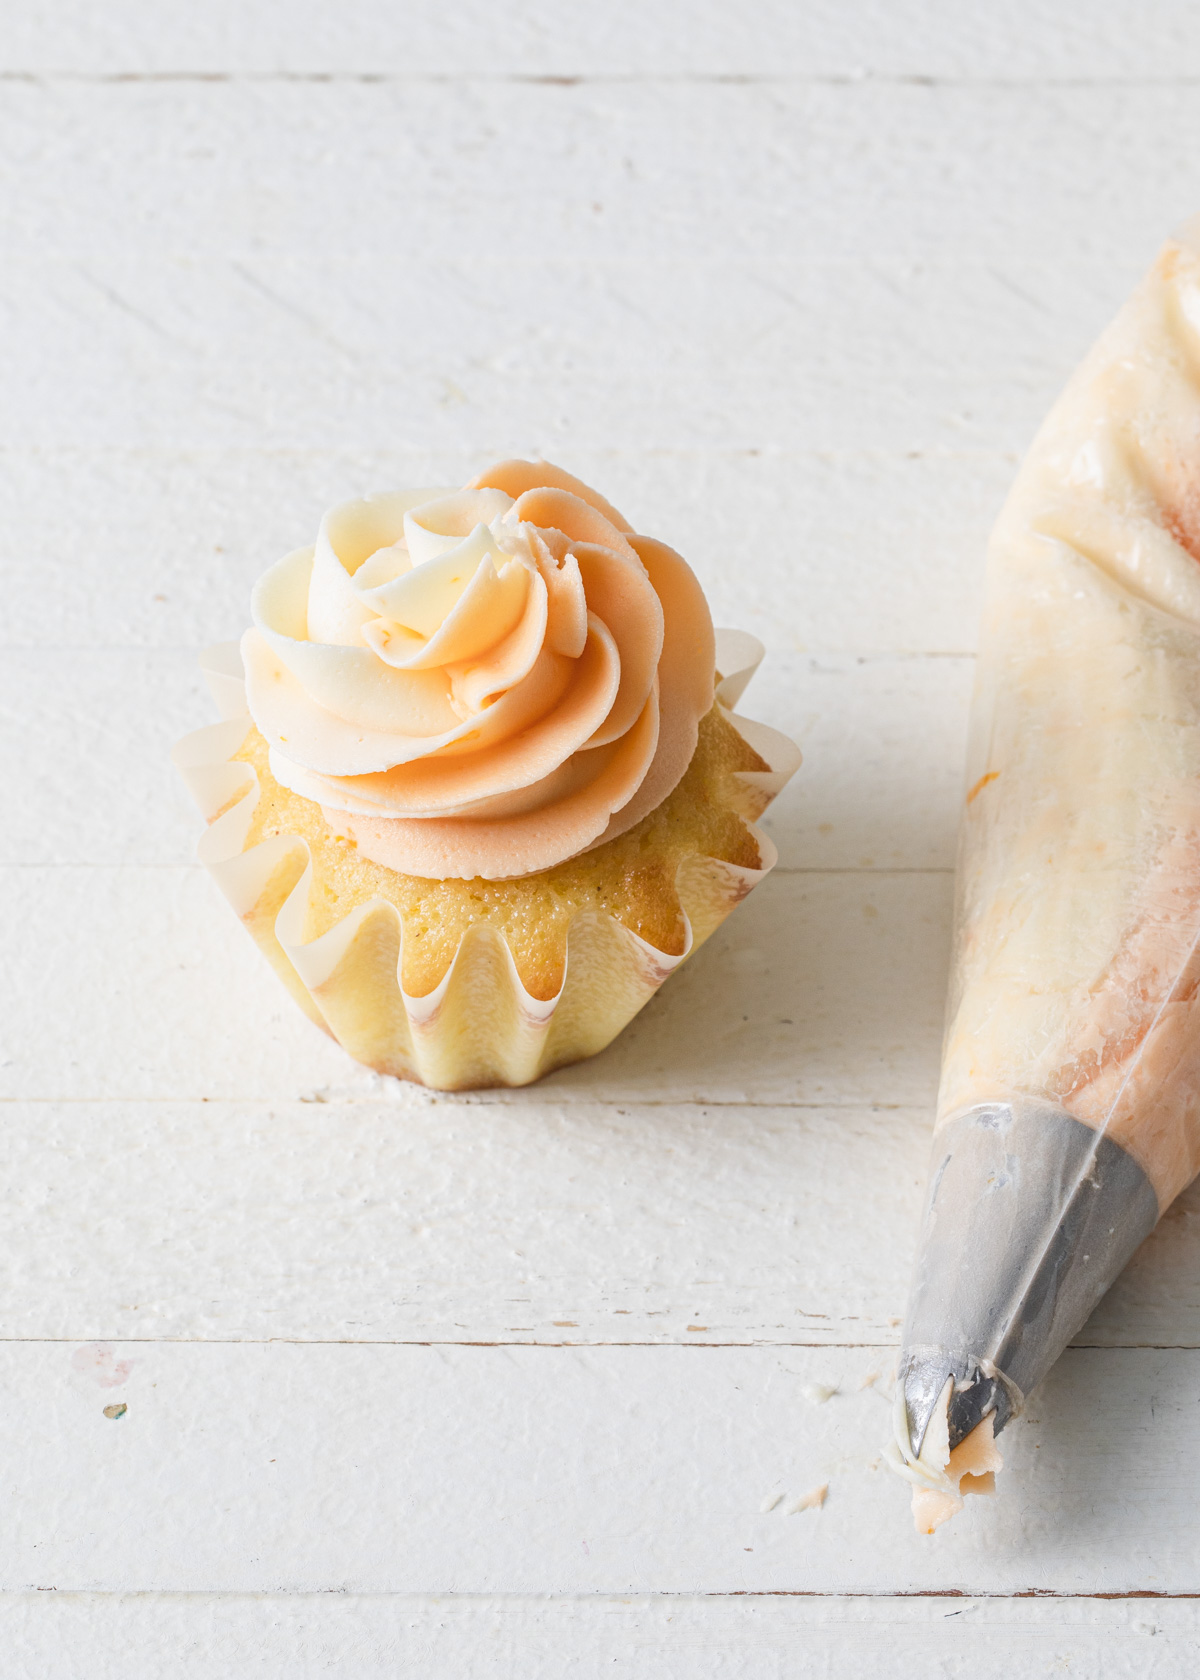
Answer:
[173, 630, 800, 1090]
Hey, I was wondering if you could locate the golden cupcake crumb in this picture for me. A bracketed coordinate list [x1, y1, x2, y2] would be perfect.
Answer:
[230, 704, 767, 1000]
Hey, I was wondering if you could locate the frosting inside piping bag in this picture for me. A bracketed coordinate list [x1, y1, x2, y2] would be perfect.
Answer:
[242, 460, 715, 880]
[891, 223, 1200, 1531]
[939, 225, 1200, 1211]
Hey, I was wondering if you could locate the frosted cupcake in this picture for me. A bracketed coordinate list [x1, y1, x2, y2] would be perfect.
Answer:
[174, 460, 799, 1089]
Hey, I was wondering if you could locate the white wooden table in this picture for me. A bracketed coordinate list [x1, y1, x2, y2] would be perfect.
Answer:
[6, 2, 1200, 1672]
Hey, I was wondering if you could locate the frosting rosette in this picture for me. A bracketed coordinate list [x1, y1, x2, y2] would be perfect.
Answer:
[242, 459, 716, 879]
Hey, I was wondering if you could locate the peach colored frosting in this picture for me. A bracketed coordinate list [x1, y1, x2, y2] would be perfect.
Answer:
[241, 459, 716, 879]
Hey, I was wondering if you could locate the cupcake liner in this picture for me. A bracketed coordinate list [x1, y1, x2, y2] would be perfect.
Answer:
[174, 630, 799, 1090]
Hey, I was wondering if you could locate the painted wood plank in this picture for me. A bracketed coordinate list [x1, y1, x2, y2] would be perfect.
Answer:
[6, 0, 1200, 1629]
[3, 81, 1189, 282]
[0, 1096, 1191, 1349]
[0, 86, 1189, 459]
[0, 250, 1095, 457]
[0, 1340, 1194, 1594]
[0, 1100, 924, 1344]
[0, 867, 952, 1106]
[0, 447, 1004, 655]
[0, 1590, 1194, 1680]
[4, 0, 1200, 83]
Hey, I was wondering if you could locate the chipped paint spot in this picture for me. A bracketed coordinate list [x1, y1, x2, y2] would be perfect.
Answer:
[801, 1382, 839, 1403]
[72, 1345, 134, 1389]
[103, 1403, 127, 1420]
[759, 1491, 784, 1513]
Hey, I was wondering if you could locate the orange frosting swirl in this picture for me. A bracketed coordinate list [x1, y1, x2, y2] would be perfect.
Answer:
[241, 460, 716, 879]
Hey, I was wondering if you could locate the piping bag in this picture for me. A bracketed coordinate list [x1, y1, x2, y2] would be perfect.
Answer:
[886, 221, 1200, 1531]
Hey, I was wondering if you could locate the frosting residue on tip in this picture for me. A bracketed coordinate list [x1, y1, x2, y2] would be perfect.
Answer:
[883, 1379, 1004, 1534]
[241, 459, 716, 879]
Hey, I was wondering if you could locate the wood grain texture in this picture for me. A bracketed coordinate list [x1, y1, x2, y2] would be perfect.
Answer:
[0, 868, 953, 1105]
[0, 81, 1193, 461]
[0, 1097, 1191, 1349]
[0, 1100, 927, 1344]
[5, 0, 1200, 81]
[0, 1593, 1195, 1680]
[0, 1340, 1196, 1595]
[3, 0, 1198, 1660]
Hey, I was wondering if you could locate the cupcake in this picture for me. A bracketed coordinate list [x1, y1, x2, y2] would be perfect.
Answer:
[174, 460, 800, 1089]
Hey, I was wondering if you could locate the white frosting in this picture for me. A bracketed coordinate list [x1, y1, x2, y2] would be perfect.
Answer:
[241, 461, 716, 880]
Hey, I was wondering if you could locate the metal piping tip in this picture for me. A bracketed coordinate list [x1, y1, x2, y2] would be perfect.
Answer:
[897, 1099, 1159, 1460]
[899, 1347, 1017, 1458]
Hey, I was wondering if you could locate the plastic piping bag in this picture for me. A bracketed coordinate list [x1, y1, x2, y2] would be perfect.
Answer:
[888, 221, 1200, 1530]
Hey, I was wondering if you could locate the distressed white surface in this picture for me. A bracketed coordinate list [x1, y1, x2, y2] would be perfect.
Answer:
[3, 0, 1200, 81]
[0, 1098, 1192, 1348]
[1, 1340, 1198, 1595]
[5, 0, 1200, 1670]
[0, 868, 953, 1106]
[0, 1595, 1194, 1680]
[0, 1100, 925, 1343]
